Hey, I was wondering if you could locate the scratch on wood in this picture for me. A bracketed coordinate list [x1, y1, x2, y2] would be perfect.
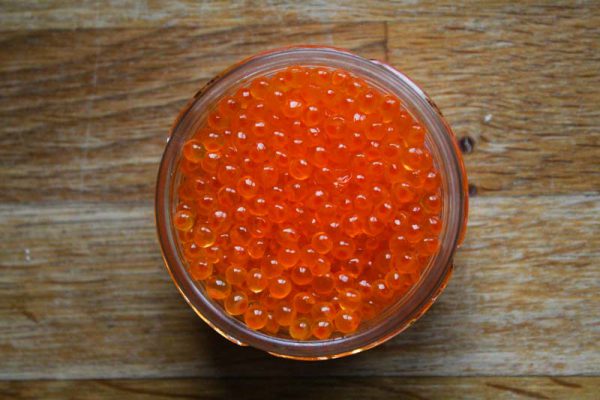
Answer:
[79, 0, 102, 196]
[384, 20, 389, 63]
[22, 310, 39, 324]
[549, 377, 582, 389]
[485, 383, 550, 400]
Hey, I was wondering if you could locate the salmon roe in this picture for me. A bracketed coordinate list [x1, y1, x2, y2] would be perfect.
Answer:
[175, 65, 443, 340]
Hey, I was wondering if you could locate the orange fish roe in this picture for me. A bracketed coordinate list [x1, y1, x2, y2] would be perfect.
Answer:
[175, 65, 443, 340]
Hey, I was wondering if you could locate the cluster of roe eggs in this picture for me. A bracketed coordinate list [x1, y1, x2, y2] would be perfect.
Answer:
[174, 65, 443, 340]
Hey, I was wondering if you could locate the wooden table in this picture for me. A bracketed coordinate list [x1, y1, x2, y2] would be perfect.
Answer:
[1, 1, 598, 399]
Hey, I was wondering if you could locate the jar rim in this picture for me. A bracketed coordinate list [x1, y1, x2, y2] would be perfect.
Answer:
[155, 46, 468, 360]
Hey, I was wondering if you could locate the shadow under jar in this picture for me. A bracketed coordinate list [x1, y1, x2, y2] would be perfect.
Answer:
[155, 46, 468, 360]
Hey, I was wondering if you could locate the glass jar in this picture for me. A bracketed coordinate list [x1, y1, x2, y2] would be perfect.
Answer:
[155, 46, 468, 360]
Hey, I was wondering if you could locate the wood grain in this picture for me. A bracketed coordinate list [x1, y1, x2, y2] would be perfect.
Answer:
[1, 7, 598, 203]
[1, 0, 599, 395]
[1, 196, 597, 379]
[0, 23, 385, 203]
[0, 1, 595, 30]
[1, 377, 598, 400]
[388, 10, 600, 196]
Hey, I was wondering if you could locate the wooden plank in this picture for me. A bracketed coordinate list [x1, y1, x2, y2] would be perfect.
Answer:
[0, 377, 598, 400]
[1, 12, 599, 203]
[0, 196, 597, 379]
[0, 1, 595, 30]
[0, 23, 385, 203]
[388, 10, 600, 196]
